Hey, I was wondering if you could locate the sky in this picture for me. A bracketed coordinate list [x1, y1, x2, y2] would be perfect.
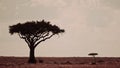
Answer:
[0, 0, 120, 57]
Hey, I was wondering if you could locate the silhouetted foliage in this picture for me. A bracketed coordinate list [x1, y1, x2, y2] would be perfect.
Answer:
[9, 20, 65, 63]
[88, 53, 98, 56]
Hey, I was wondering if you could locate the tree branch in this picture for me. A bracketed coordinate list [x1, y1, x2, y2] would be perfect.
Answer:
[24, 38, 31, 48]
[34, 34, 54, 48]
[18, 33, 25, 39]
[18, 33, 31, 48]
[33, 32, 49, 43]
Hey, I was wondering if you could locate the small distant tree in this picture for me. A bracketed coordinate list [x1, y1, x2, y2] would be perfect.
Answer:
[9, 20, 65, 63]
[88, 53, 98, 64]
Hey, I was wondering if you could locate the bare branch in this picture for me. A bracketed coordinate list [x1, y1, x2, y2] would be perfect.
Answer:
[33, 32, 49, 43]
[18, 33, 31, 48]
[42, 32, 49, 38]
[34, 34, 54, 48]
[24, 38, 31, 48]
[18, 33, 25, 39]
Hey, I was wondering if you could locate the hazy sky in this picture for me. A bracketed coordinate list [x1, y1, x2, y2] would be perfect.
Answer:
[0, 0, 120, 57]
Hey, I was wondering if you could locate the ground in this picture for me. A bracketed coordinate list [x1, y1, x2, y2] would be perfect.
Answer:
[0, 57, 120, 68]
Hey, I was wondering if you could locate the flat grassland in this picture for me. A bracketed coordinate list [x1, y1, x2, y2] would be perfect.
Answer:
[0, 57, 120, 68]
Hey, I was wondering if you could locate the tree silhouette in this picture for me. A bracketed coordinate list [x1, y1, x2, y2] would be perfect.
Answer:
[88, 53, 98, 64]
[9, 20, 65, 63]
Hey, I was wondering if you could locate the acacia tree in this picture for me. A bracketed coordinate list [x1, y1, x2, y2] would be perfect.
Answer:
[9, 20, 65, 63]
[88, 53, 98, 64]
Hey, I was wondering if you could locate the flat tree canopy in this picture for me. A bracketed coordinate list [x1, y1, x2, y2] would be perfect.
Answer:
[9, 20, 65, 48]
[88, 53, 98, 56]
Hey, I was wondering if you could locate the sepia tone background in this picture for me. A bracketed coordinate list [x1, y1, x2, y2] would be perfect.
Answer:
[0, 0, 120, 57]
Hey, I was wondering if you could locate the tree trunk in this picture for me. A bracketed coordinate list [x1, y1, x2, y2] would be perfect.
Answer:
[28, 47, 36, 63]
[92, 55, 96, 64]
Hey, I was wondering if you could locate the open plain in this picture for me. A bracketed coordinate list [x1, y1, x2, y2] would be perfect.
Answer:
[0, 57, 120, 68]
